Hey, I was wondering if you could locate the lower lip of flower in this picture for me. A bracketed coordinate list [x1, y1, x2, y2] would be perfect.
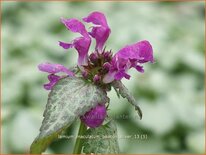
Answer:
[80, 104, 107, 128]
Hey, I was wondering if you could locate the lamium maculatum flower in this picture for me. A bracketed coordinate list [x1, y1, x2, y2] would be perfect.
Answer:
[38, 11, 154, 128]
[38, 62, 75, 90]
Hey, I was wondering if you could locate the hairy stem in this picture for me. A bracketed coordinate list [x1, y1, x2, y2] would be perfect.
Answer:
[73, 121, 87, 154]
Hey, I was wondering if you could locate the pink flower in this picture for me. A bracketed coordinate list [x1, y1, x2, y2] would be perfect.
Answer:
[59, 18, 91, 69]
[38, 63, 74, 90]
[103, 40, 154, 83]
[83, 11, 111, 52]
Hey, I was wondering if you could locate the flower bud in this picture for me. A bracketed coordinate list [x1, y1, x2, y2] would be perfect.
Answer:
[93, 74, 101, 83]
[102, 62, 111, 73]
[89, 52, 98, 64]
[103, 51, 112, 62]
[82, 71, 89, 79]
[80, 104, 107, 128]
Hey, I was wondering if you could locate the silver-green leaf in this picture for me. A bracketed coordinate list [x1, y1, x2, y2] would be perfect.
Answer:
[82, 120, 120, 154]
[112, 80, 142, 119]
[30, 77, 108, 154]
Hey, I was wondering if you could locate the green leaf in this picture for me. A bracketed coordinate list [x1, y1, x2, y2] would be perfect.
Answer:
[112, 80, 142, 119]
[82, 120, 120, 154]
[30, 77, 108, 154]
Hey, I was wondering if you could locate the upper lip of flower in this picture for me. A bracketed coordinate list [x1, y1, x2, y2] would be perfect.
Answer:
[38, 11, 154, 90]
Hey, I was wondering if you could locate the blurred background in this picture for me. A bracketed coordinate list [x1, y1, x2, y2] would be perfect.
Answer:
[2, 1, 205, 154]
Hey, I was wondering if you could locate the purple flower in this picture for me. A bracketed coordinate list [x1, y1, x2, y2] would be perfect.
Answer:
[59, 18, 91, 69]
[80, 104, 107, 128]
[83, 11, 111, 52]
[38, 62, 74, 90]
[103, 40, 154, 83]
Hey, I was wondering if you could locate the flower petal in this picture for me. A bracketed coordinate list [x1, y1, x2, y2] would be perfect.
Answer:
[74, 37, 91, 66]
[103, 71, 116, 83]
[83, 11, 111, 52]
[83, 12, 108, 27]
[38, 62, 75, 76]
[116, 40, 154, 63]
[61, 18, 89, 37]
[114, 70, 130, 80]
[59, 41, 73, 49]
[135, 65, 144, 73]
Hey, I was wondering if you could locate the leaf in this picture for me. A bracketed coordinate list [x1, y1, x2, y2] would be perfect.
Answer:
[82, 119, 120, 154]
[30, 77, 108, 154]
[112, 80, 142, 119]
[113, 86, 120, 98]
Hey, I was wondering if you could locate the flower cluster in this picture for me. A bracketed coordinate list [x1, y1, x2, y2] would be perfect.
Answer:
[38, 11, 154, 128]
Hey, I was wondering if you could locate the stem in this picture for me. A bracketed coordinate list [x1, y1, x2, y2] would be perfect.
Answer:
[73, 121, 87, 154]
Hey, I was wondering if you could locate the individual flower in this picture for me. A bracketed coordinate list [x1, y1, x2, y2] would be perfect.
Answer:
[38, 62, 74, 90]
[59, 18, 91, 69]
[38, 11, 154, 128]
[83, 11, 111, 52]
[103, 40, 154, 83]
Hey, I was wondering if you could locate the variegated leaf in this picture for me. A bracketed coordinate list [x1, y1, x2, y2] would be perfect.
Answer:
[30, 77, 108, 154]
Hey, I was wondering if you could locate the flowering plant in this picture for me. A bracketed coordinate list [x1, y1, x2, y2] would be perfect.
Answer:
[30, 11, 154, 154]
